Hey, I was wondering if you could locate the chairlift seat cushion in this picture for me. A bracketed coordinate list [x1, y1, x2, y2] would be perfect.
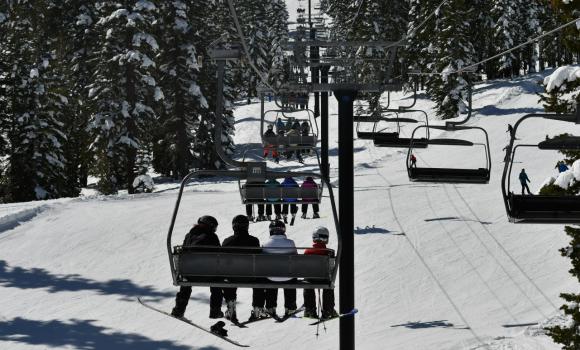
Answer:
[409, 167, 489, 183]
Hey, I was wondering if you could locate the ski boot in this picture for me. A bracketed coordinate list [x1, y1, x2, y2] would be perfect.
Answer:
[209, 308, 224, 319]
[275, 214, 282, 221]
[225, 301, 238, 323]
[283, 215, 288, 224]
[322, 309, 339, 320]
[267, 215, 272, 221]
[303, 308, 318, 319]
[248, 307, 267, 321]
[312, 212, 320, 219]
[210, 321, 228, 337]
[266, 307, 278, 319]
[301, 213, 307, 219]
[247, 215, 254, 223]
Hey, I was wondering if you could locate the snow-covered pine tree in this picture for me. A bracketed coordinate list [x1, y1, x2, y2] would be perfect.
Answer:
[265, 0, 289, 90]
[0, 1, 69, 202]
[192, 0, 239, 170]
[404, 0, 439, 87]
[0, 3, 9, 201]
[88, 0, 161, 194]
[425, 0, 475, 119]
[322, 0, 408, 113]
[154, 0, 207, 179]
[491, 0, 518, 78]
[539, 65, 579, 114]
[59, 2, 98, 191]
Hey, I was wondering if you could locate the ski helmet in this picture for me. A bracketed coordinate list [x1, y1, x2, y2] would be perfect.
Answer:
[198, 215, 218, 232]
[312, 226, 329, 243]
[269, 220, 286, 235]
[232, 215, 249, 232]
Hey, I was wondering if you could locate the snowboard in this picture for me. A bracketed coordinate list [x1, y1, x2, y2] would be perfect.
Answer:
[137, 297, 249, 348]
[308, 308, 358, 326]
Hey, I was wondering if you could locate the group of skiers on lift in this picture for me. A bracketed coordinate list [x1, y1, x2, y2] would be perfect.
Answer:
[246, 176, 320, 224]
[263, 118, 312, 164]
[170, 215, 338, 323]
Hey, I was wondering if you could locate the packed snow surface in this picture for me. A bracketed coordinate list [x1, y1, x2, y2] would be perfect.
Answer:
[0, 73, 578, 350]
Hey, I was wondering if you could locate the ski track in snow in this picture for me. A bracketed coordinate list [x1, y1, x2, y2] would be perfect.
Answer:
[0, 73, 577, 350]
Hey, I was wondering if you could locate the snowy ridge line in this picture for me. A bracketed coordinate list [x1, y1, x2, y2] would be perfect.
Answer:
[424, 187, 520, 324]
[0, 204, 50, 235]
[441, 185, 549, 320]
[452, 185, 560, 312]
[386, 185, 488, 349]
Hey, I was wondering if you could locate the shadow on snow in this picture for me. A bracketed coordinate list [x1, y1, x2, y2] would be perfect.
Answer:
[0, 317, 221, 350]
[0, 260, 198, 303]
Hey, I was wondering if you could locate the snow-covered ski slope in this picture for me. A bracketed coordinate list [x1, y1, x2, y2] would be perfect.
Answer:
[0, 72, 578, 350]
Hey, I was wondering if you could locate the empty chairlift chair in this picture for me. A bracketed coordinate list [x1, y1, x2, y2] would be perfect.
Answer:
[407, 124, 491, 184]
[373, 110, 430, 148]
[167, 165, 340, 289]
[501, 111, 580, 223]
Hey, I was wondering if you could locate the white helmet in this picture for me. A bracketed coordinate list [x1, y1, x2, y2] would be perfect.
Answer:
[312, 226, 329, 243]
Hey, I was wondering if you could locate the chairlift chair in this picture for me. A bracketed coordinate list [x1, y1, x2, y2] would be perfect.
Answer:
[373, 110, 430, 148]
[167, 166, 340, 289]
[261, 106, 319, 150]
[407, 124, 491, 183]
[502, 111, 580, 223]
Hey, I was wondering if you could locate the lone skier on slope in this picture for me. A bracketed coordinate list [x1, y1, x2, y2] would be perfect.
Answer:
[171, 215, 224, 319]
[519, 169, 532, 195]
[262, 220, 298, 318]
[303, 227, 339, 319]
[221, 215, 267, 323]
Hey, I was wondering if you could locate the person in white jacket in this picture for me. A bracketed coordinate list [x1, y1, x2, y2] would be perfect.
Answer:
[262, 220, 297, 317]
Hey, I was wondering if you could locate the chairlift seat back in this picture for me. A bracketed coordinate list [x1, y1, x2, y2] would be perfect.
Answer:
[263, 135, 317, 147]
[409, 167, 490, 183]
[508, 194, 580, 223]
[241, 184, 321, 204]
[538, 136, 580, 150]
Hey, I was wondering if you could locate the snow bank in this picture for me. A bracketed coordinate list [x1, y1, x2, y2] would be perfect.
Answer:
[0, 205, 48, 233]
[543, 65, 580, 92]
[573, 159, 580, 181]
[555, 170, 575, 190]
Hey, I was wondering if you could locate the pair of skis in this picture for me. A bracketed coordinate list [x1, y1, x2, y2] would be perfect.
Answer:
[138, 298, 356, 348]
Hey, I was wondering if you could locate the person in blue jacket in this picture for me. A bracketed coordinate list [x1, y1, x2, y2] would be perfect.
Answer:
[280, 176, 299, 224]
[555, 161, 569, 173]
[275, 118, 286, 134]
[519, 169, 532, 195]
[259, 178, 282, 221]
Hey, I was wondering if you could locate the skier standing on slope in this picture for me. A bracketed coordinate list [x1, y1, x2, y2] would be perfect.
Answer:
[519, 169, 532, 195]
[263, 221, 298, 318]
[410, 154, 417, 168]
[221, 215, 266, 323]
[171, 215, 223, 319]
[303, 227, 338, 319]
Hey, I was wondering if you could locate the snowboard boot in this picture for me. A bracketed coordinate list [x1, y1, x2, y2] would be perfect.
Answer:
[303, 308, 318, 319]
[321, 309, 339, 319]
[225, 301, 238, 323]
[312, 212, 320, 219]
[209, 308, 224, 319]
[301, 213, 307, 219]
[210, 321, 228, 337]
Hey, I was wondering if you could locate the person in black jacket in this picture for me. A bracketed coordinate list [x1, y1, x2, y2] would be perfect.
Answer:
[171, 215, 223, 319]
[222, 215, 266, 322]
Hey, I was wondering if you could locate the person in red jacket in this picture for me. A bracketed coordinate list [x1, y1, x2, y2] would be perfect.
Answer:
[303, 227, 338, 319]
[410, 154, 417, 168]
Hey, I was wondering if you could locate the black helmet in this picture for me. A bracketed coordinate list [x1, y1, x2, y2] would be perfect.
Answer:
[269, 220, 286, 235]
[232, 215, 249, 232]
[198, 215, 218, 232]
